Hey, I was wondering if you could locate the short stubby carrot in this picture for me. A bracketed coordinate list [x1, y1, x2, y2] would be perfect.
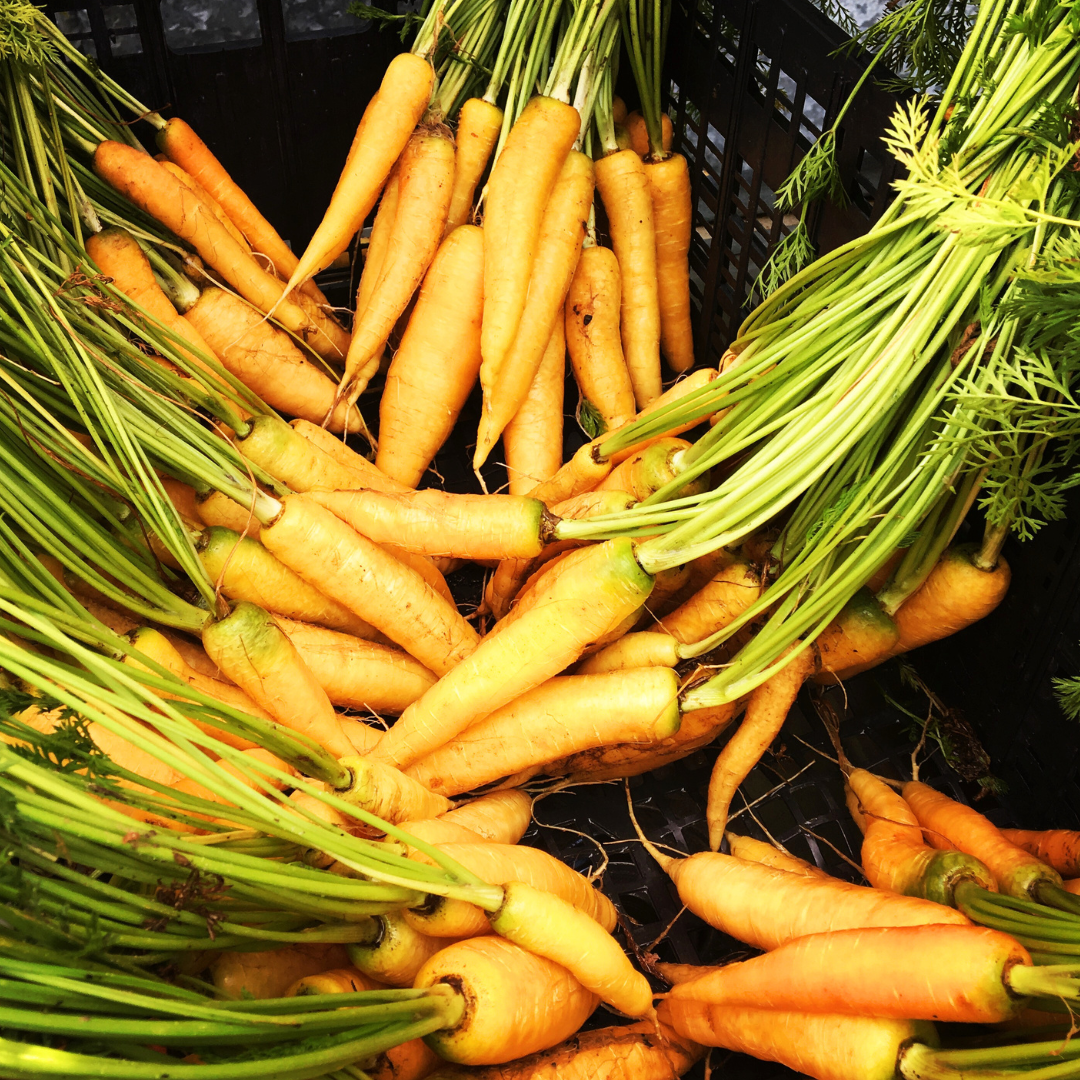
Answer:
[626, 110, 674, 157]
[286, 53, 434, 291]
[376, 224, 485, 488]
[445, 97, 503, 235]
[646, 153, 694, 373]
[481, 96, 580, 391]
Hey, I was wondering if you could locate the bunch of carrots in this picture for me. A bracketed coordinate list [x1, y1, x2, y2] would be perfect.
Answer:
[1, 0, 1080, 1076]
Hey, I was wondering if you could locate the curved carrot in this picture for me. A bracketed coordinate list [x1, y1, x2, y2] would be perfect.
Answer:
[481, 96, 580, 395]
[725, 833, 825, 876]
[376, 224, 485, 488]
[646, 153, 694, 373]
[626, 110, 673, 156]
[445, 97, 503, 234]
[286, 53, 434, 292]
[595, 149, 661, 407]
[158, 159, 251, 251]
[565, 245, 636, 430]
[502, 319, 566, 496]
[1002, 830, 1080, 878]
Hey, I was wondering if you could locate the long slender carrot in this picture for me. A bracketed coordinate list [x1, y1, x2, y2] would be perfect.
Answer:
[93, 141, 350, 361]
[847, 769, 997, 905]
[356, 170, 400, 318]
[158, 159, 251, 250]
[706, 646, 815, 848]
[474, 150, 593, 468]
[369, 538, 653, 770]
[502, 318, 566, 496]
[445, 98, 503, 235]
[184, 287, 362, 432]
[646, 153, 694, 373]
[565, 244, 636, 430]
[595, 149, 661, 407]
[903, 780, 1064, 903]
[404, 667, 681, 796]
[1001, 830, 1080, 878]
[288, 418, 408, 492]
[156, 116, 332, 308]
[285, 53, 435, 292]
[341, 127, 455, 403]
[481, 97, 581, 395]
[413, 936, 599, 1065]
[659, 559, 761, 644]
[376, 224, 485, 488]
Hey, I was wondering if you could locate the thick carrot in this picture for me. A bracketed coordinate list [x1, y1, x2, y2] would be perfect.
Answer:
[202, 601, 357, 758]
[654, 850, 969, 952]
[595, 150, 661, 408]
[286, 52, 435, 292]
[1002, 830, 1080, 877]
[481, 97, 581, 393]
[502, 318, 566, 496]
[666, 1002, 933, 1080]
[285, 967, 386, 995]
[626, 111, 673, 156]
[158, 160, 251, 250]
[646, 153, 694, 373]
[258, 494, 480, 677]
[156, 116, 331, 308]
[848, 769, 997, 905]
[288, 418, 409, 492]
[347, 911, 453, 988]
[441, 790, 533, 844]
[575, 630, 681, 674]
[670, 924, 1036, 1024]
[211, 944, 351, 1000]
[369, 538, 653, 769]
[404, 667, 681, 796]
[813, 590, 900, 685]
[565, 245, 636, 430]
[306, 488, 554, 561]
[197, 525, 376, 637]
[706, 646, 815, 847]
[414, 936, 598, 1065]
[337, 757, 451, 823]
[903, 780, 1063, 902]
[341, 127, 455, 403]
[184, 287, 363, 432]
[596, 437, 706, 500]
[659, 559, 761, 644]
[377, 224, 485, 488]
[93, 141, 350, 361]
[445, 98, 503, 234]
[725, 833, 825, 877]
[475, 150, 593, 468]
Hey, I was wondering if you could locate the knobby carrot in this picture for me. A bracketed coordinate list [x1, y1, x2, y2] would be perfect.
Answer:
[706, 645, 815, 848]
[626, 110, 673, 156]
[184, 287, 363, 432]
[445, 97, 504, 234]
[376, 224, 485, 488]
[340, 126, 455, 403]
[565, 244, 636, 430]
[286, 52, 434, 291]
[481, 96, 580, 394]
[1002, 830, 1080, 878]
[502, 318, 566, 496]
[595, 149, 661, 407]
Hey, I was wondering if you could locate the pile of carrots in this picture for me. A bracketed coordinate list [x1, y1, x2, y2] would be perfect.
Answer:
[2, 0, 1080, 1076]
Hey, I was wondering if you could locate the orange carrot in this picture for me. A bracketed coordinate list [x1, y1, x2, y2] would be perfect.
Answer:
[813, 590, 900, 685]
[445, 98, 503, 234]
[658, 559, 761, 643]
[626, 111, 673, 156]
[706, 646, 815, 847]
[1001, 830, 1080, 878]
[158, 160, 251, 250]
[725, 833, 825, 877]
[376, 224, 485, 488]
[210, 944, 351, 1000]
[338, 757, 450, 822]
[440, 790, 533, 843]
[286, 53, 435, 292]
[195, 489, 262, 541]
[356, 170, 400, 319]
[287, 418, 409, 492]
[501, 321, 565, 496]
[595, 437, 704, 500]
[574, 630, 681, 675]
[646, 153, 694, 373]
[285, 967, 386, 996]
[348, 910, 453, 988]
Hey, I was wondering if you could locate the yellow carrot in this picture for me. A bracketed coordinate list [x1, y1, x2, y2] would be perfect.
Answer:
[445, 98, 504, 234]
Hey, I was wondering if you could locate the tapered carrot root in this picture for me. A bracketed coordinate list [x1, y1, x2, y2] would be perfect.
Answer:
[446, 98, 503, 234]
[357, 171, 400, 316]
[258, 494, 480, 677]
[475, 150, 593, 468]
[307, 489, 553, 561]
[707, 646, 814, 847]
[348, 911, 452, 988]
[667, 1002, 933, 1080]
[185, 288, 362, 432]
[902, 780, 1062, 901]
[527, 438, 616, 505]
[288, 418, 407, 492]
[659, 559, 761, 643]
[646, 153, 694, 373]
[342, 127, 455, 402]
[565, 245, 636, 430]
[158, 160, 252, 250]
[502, 319, 565, 496]
[481, 97, 581, 391]
[441, 790, 532, 844]
[813, 590, 900, 685]
[725, 833, 824, 877]
[596, 437, 705, 501]
[414, 936, 598, 1065]
[202, 601, 357, 758]
[197, 525, 376, 638]
[490, 881, 652, 1017]
[93, 141, 350, 361]
[848, 769, 996, 905]
[595, 150, 661, 408]
[1002, 830, 1080, 877]
[656, 850, 969, 952]
[287, 53, 435, 292]
[369, 538, 653, 770]
[156, 116, 330, 308]
[626, 111, 674, 156]
[377, 224, 485, 488]
[405, 667, 681, 796]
